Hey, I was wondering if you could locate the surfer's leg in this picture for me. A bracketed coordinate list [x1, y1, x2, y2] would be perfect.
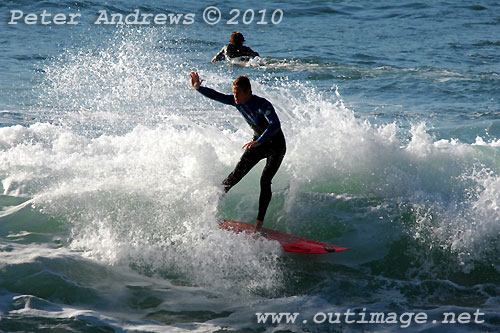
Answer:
[222, 148, 264, 193]
[257, 150, 285, 221]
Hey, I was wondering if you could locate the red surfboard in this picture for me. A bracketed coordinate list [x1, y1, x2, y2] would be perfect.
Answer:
[219, 220, 348, 254]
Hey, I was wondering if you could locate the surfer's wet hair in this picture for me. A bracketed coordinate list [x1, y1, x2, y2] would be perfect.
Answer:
[232, 76, 252, 92]
[229, 32, 245, 46]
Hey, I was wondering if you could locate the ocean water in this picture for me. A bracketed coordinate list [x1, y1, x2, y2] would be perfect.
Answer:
[1, 0, 500, 332]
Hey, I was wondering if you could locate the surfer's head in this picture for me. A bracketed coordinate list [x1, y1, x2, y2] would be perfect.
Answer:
[229, 32, 245, 46]
[232, 76, 252, 105]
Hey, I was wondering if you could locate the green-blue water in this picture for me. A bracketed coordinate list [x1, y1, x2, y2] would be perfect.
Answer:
[1, 1, 499, 331]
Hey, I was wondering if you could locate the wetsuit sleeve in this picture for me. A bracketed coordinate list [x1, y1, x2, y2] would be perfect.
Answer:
[197, 86, 235, 106]
[214, 46, 226, 61]
[257, 100, 281, 143]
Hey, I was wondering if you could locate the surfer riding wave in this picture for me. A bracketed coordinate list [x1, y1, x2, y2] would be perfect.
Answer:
[190, 72, 286, 231]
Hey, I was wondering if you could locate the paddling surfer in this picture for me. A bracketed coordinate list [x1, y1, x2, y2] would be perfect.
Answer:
[190, 72, 286, 231]
[211, 31, 260, 63]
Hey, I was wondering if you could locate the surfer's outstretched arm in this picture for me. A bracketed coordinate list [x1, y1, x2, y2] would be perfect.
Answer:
[190, 72, 235, 105]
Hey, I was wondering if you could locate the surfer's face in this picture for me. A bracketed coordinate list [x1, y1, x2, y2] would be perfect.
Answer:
[232, 86, 251, 105]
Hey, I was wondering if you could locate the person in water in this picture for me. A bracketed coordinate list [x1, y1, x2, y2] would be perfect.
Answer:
[211, 31, 260, 63]
[190, 72, 286, 231]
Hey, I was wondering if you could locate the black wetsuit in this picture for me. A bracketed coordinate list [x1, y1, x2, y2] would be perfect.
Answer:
[213, 44, 260, 62]
[197, 86, 286, 221]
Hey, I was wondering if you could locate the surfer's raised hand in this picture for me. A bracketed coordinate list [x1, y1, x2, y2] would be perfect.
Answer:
[190, 72, 203, 90]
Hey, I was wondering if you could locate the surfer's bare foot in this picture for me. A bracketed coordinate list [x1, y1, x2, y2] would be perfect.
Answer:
[254, 219, 263, 233]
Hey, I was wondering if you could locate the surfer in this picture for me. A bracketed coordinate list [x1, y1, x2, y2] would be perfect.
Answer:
[190, 72, 286, 231]
[211, 31, 260, 63]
